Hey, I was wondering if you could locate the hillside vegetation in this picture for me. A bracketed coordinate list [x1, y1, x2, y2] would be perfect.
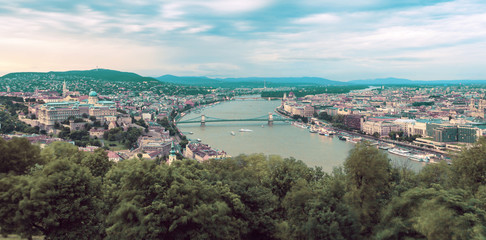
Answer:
[1, 138, 486, 239]
[0, 69, 211, 96]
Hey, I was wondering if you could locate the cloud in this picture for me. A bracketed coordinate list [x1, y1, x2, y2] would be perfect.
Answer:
[294, 14, 340, 24]
[1, 0, 486, 80]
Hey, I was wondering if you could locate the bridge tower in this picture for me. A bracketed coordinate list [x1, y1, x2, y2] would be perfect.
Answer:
[201, 114, 206, 126]
[268, 112, 274, 126]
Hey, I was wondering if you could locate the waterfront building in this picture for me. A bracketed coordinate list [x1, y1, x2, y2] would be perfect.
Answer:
[361, 119, 401, 137]
[184, 142, 228, 162]
[433, 125, 478, 143]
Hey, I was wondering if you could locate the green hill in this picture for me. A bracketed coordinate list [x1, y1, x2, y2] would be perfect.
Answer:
[1, 69, 159, 83]
[0, 69, 211, 96]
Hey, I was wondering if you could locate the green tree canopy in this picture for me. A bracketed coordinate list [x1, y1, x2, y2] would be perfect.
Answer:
[344, 141, 392, 237]
[451, 137, 486, 193]
[376, 187, 486, 240]
[0, 137, 43, 175]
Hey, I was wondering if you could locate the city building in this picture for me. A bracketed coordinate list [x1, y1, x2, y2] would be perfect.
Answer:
[36, 90, 116, 130]
[184, 142, 228, 162]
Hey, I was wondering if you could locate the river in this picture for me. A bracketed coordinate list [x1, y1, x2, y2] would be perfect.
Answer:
[178, 96, 424, 172]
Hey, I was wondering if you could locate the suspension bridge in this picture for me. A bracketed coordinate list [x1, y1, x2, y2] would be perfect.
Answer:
[176, 113, 292, 126]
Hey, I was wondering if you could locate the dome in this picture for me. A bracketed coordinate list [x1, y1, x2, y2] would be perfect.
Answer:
[89, 91, 98, 97]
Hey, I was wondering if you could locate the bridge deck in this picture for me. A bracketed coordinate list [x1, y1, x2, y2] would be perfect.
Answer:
[177, 118, 289, 124]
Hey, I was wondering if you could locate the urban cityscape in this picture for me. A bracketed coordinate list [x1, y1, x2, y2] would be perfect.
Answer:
[2, 0, 486, 239]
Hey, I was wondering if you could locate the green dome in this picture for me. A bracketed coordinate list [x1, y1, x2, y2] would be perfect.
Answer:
[89, 91, 98, 97]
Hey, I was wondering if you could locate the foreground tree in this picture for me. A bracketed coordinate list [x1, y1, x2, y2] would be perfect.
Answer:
[376, 187, 486, 240]
[81, 148, 113, 179]
[105, 159, 247, 240]
[344, 142, 392, 237]
[0, 137, 43, 175]
[451, 137, 486, 193]
[19, 159, 104, 239]
[280, 169, 359, 240]
[40, 141, 86, 164]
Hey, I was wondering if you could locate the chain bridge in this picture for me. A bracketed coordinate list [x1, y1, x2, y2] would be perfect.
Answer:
[176, 113, 292, 126]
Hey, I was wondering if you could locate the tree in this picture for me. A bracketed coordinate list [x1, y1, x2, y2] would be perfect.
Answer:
[0, 175, 34, 238]
[267, 156, 314, 200]
[344, 142, 391, 237]
[202, 154, 279, 239]
[0, 137, 43, 175]
[376, 187, 486, 240]
[450, 137, 486, 193]
[104, 159, 247, 240]
[41, 141, 86, 164]
[14, 159, 104, 239]
[81, 148, 113, 179]
[416, 161, 451, 188]
[281, 174, 359, 240]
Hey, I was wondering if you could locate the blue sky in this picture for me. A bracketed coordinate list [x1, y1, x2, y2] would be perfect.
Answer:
[1, 0, 485, 81]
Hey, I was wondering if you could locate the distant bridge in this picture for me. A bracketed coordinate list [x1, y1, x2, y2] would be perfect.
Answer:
[176, 113, 292, 126]
[232, 97, 280, 101]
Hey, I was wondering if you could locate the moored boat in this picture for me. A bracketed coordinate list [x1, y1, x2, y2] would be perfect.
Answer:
[388, 148, 411, 157]
[338, 135, 348, 141]
[409, 154, 430, 162]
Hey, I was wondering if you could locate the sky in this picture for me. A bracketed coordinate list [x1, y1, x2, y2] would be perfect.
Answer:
[1, 0, 486, 81]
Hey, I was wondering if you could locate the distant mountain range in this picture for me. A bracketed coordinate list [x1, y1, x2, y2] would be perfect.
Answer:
[348, 77, 486, 85]
[157, 75, 486, 87]
[156, 75, 342, 87]
[2, 69, 486, 88]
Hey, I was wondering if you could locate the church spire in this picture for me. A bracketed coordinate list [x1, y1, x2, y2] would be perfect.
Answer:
[168, 141, 177, 165]
[62, 80, 68, 97]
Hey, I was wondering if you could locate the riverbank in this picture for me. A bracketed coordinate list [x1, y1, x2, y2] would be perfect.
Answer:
[176, 97, 424, 172]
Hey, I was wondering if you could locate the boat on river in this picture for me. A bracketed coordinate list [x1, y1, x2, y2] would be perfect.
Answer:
[230, 131, 236, 136]
[409, 154, 431, 162]
[319, 130, 329, 136]
[292, 122, 308, 129]
[388, 148, 411, 157]
[239, 129, 253, 132]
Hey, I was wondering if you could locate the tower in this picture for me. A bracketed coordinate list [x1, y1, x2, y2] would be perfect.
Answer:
[168, 142, 177, 165]
[88, 90, 99, 105]
[62, 80, 68, 96]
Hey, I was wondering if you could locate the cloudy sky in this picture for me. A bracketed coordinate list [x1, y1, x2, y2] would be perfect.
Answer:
[1, 0, 486, 81]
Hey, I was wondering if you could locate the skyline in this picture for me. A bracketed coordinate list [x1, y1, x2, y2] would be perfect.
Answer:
[1, 0, 486, 81]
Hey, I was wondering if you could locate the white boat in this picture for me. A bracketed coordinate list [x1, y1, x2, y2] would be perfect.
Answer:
[292, 122, 308, 129]
[188, 132, 194, 135]
[196, 138, 202, 142]
[230, 131, 236, 136]
[409, 154, 430, 162]
[239, 129, 253, 132]
[388, 148, 411, 157]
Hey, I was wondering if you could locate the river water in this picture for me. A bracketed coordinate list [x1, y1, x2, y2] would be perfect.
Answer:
[178, 96, 424, 172]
